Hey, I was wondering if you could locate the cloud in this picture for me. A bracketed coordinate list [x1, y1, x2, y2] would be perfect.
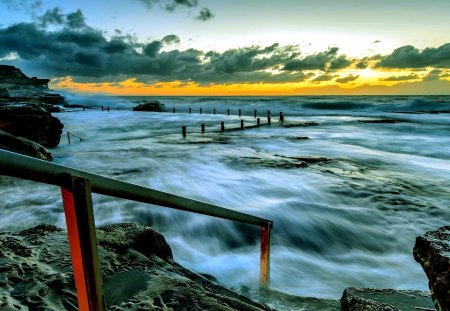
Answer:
[0, 15, 307, 84]
[381, 74, 419, 81]
[0, 0, 42, 16]
[38, 7, 87, 28]
[282, 47, 351, 72]
[373, 40, 381, 44]
[310, 74, 337, 83]
[335, 74, 359, 83]
[377, 43, 450, 68]
[355, 61, 368, 69]
[422, 69, 450, 81]
[161, 34, 180, 45]
[196, 8, 214, 21]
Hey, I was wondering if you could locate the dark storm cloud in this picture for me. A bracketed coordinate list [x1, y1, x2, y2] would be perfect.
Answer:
[161, 34, 180, 45]
[0, 16, 310, 84]
[335, 74, 359, 83]
[377, 43, 450, 68]
[381, 74, 419, 81]
[134, 0, 195, 10]
[355, 61, 368, 69]
[282, 47, 345, 71]
[310, 74, 337, 83]
[38, 7, 87, 28]
[196, 8, 214, 21]
[423, 69, 447, 81]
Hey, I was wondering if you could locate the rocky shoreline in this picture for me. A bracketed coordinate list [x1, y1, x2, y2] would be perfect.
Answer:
[0, 65, 65, 160]
[0, 222, 448, 310]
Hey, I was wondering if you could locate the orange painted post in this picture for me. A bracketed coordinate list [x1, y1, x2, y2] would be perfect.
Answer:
[260, 224, 272, 289]
[60, 175, 104, 311]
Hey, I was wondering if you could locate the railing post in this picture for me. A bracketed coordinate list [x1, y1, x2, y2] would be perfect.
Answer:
[67, 131, 71, 144]
[201, 123, 205, 134]
[241, 119, 244, 129]
[189, 108, 191, 114]
[60, 175, 104, 311]
[227, 109, 230, 116]
[221, 121, 225, 132]
[260, 223, 271, 289]
[239, 109, 241, 117]
[254, 109, 257, 118]
[257, 118, 260, 127]
[182, 126, 187, 138]
[200, 108, 202, 114]
[213, 108, 216, 115]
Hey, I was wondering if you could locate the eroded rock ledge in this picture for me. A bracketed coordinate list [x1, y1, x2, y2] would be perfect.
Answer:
[0, 223, 272, 311]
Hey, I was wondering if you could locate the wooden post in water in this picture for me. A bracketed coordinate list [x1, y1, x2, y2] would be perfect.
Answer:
[107, 107, 110, 112]
[173, 108, 176, 113]
[267, 110, 271, 125]
[260, 224, 272, 289]
[227, 109, 230, 116]
[101, 106, 104, 111]
[200, 108, 202, 114]
[254, 109, 257, 118]
[221, 122, 225, 132]
[239, 109, 241, 117]
[213, 108, 216, 115]
[83, 107, 85, 111]
[182, 126, 186, 138]
[279, 112, 284, 122]
[60, 175, 105, 311]
[241, 119, 244, 129]
[201, 123, 205, 133]
[189, 108, 191, 114]
[257, 118, 260, 127]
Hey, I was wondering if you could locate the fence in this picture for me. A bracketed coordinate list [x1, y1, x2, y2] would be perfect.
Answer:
[0, 150, 273, 311]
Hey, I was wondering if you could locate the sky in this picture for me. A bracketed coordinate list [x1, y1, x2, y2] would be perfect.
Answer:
[1, 0, 450, 95]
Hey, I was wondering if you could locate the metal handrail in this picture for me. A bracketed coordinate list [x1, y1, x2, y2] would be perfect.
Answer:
[0, 149, 272, 310]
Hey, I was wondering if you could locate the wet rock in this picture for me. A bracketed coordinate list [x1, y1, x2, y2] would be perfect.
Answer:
[0, 129, 52, 161]
[0, 87, 9, 97]
[281, 121, 319, 128]
[0, 223, 272, 310]
[414, 226, 450, 311]
[341, 287, 434, 311]
[231, 154, 331, 169]
[0, 104, 64, 148]
[286, 136, 309, 141]
[357, 119, 401, 124]
[133, 100, 165, 112]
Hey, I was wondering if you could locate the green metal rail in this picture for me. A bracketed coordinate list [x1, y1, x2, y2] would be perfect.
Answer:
[0, 149, 273, 311]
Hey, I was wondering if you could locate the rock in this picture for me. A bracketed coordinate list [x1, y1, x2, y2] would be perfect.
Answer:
[230, 154, 331, 169]
[357, 119, 401, 124]
[0, 104, 64, 148]
[281, 121, 319, 128]
[0, 65, 66, 106]
[0, 223, 272, 310]
[0, 129, 52, 161]
[0, 65, 49, 90]
[414, 226, 450, 311]
[0, 87, 9, 97]
[133, 100, 165, 112]
[341, 287, 434, 311]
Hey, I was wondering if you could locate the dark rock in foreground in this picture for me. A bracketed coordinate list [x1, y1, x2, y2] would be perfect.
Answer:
[0, 104, 64, 148]
[0, 223, 272, 310]
[0, 130, 52, 161]
[414, 226, 450, 311]
[133, 100, 165, 112]
[341, 287, 434, 311]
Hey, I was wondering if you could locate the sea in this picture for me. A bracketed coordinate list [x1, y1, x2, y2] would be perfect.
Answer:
[1, 95, 449, 300]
